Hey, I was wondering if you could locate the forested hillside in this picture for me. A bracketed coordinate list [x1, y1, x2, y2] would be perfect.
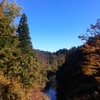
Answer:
[34, 48, 69, 71]
[0, 1, 100, 100]
[56, 19, 100, 100]
[0, 1, 49, 100]
[0, 1, 69, 100]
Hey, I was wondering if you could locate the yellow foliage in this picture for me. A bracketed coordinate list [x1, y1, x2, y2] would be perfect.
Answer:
[0, 74, 29, 100]
[82, 65, 98, 75]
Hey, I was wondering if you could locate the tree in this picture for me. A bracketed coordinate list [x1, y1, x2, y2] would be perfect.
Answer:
[16, 13, 46, 89]
[79, 19, 100, 76]
[56, 20, 100, 100]
[78, 19, 100, 41]
[0, 8, 26, 100]
[0, 0, 23, 21]
[0, 3, 48, 100]
[17, 13, 33, 54]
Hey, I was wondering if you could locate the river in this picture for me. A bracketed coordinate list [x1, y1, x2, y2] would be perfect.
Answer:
[45, 87, 56, 100]
[44, 79, 57, 100]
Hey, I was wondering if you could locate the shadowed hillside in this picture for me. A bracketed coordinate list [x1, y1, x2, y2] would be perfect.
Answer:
[56, 20, 100, 100]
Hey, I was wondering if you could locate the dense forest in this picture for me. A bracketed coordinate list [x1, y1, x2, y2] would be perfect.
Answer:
[0, 0, 100, 100]
[34, 48, 69, 71]
[56, 20, 100, 100]
[0, 0, 48, 100]
[0, 0, 68, 100]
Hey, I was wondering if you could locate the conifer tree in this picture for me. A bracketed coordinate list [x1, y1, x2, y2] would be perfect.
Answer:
[17, 13, 33, 54]
[0, 7, 24, 80]
[16, 13, 45, 89]
[0, 8, 26, 100]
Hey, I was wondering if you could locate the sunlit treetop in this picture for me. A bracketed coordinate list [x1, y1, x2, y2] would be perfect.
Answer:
[0, 0, 23, 21]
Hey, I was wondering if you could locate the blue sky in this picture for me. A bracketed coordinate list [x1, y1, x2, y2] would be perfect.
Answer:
[16, 0, 100, 52]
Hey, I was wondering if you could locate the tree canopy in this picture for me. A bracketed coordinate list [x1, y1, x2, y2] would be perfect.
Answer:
[0, 0, 23, 21]
[56, 19, 100, 100]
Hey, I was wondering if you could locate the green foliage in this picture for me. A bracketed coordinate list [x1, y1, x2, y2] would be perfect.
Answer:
[0, 9, 20, 77]
[0, 14, 26, 98]
[16, 13, 47, 89]
[35, 49, 68, 71]
[17, 13, 33, 54]
[0, 8, 48, 100]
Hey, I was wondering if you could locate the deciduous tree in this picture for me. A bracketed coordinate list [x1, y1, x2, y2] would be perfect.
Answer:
[0, 0, 23, 21]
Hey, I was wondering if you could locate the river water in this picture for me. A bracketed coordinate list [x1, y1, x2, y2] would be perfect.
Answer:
[44, 79, 57, 100]
[45, 87, 56, 100]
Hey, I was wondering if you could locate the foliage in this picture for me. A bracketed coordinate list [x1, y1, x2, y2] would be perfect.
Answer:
[0, 9, 25, 100]
[56, 19, 100, 100]
[0, 74, 26, 100]
[79, 19, 100, 76]
[0, 8, 20, 76]
[0, 8, 48, 100]
[17, 13, 33, 54]
[0, 0, 23, 21]
[1, 1, 100, 100]
[16, 13, 48, 89]
[35, 49, 68, 71]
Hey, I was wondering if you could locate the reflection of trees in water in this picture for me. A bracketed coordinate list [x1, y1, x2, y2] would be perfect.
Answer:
[44, 81, 52, 91]
[44, 80, 57, 91]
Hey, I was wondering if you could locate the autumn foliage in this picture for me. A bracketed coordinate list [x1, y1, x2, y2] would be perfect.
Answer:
[0, 6, 48, 100]
[56, 19, 100, 100]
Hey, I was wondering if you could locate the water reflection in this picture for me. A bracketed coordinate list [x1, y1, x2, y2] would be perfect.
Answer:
[44, 79, 57, 100]
[45, 87, 56, 100]
[44, 71, 57, 100]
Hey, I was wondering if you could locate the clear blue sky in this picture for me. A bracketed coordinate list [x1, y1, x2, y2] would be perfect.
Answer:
[16, 0, 100, 52]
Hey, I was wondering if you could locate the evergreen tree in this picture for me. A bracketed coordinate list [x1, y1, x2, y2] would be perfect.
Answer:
[16, 13, 47, 89]
[0, 8, 19, 75]
[17, 13, 33, 53]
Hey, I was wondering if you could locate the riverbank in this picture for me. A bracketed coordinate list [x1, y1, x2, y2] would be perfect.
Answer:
[29, 89, 51, 100]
